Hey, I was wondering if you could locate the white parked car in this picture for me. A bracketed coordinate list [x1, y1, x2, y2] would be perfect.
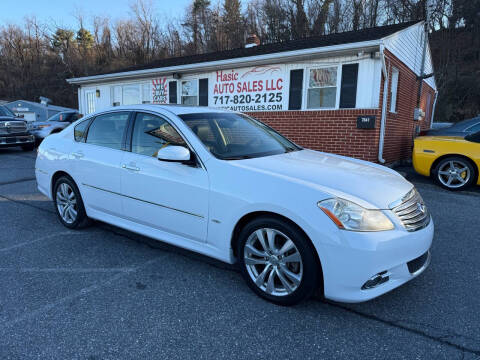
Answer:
[35, 105, 433, 305]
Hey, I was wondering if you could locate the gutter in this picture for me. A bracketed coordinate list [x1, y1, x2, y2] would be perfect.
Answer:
[67, 39, 381, 85]
[378, 42, 389, 164]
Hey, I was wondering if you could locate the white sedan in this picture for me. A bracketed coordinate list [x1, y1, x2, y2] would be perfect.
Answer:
[35, 105, 433, 305]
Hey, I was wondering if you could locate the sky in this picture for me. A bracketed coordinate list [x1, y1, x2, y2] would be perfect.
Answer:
[0, 0, 195, 29]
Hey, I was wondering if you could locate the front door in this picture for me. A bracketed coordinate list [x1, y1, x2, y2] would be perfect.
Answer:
[120, 112, 209, 242]
[71, 111, 130, 217]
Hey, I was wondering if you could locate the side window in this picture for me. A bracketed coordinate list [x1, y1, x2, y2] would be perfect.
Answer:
[131, 113, 186, 157]
[67, 113, 78, 123]
[74, 120, 90, 142]
[86, 112, 129, 150]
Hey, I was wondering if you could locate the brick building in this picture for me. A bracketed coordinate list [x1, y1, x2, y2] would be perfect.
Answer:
[68, 21, 436, 164]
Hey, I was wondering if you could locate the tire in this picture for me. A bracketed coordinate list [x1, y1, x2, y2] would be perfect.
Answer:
[21, 144, 35, 151]
[53, 176, 91, 229]
[237, 216, 320, 306]
[433, 156, 476, 191]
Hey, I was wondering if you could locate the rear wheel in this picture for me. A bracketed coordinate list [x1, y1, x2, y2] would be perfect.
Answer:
[433, 156, 476, 191]
[237, 216, 319, 306]
[53, 176, 91, 229]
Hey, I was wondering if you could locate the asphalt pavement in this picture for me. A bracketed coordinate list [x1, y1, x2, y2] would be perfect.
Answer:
[0, 147, 479, 360]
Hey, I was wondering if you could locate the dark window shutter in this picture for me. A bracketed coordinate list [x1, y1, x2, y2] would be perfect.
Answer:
[169, 81, 177, 104]
[339, 63, 359, 108]
[288, 69, 303, 110]
[199, 78, 208, 106]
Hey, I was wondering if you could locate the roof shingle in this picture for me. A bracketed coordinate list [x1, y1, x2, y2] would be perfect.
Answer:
[90, 21, 420, 77]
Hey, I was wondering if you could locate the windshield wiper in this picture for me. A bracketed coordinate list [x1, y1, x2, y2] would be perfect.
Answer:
[222, 155, 253, 160]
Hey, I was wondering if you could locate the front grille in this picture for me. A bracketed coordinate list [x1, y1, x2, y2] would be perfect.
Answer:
[0, 121, 27, 134]
[391, 188, 430, 232]
[407, 251, 429, 274]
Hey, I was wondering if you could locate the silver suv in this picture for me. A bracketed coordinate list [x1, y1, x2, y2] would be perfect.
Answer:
[30, 111, 80, 142]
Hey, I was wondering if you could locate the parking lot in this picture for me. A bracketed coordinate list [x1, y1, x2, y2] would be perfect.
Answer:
[0, 147, 479, 360]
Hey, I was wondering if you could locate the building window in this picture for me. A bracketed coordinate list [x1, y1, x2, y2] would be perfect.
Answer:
[307, 67, 338, 109]
[181, 80, 198, 105]
[123, 84, 141, 105]
[169, 81, 178, 104]
[85, 90, 96, 114]
[112, 86, 122, 106]
[390, 68, 399, 113]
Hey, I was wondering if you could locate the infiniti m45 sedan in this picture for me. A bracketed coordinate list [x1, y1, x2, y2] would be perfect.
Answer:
[35, 105, 433, 305]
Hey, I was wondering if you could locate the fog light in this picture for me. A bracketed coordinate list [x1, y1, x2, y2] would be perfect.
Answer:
[361, 271, 390, 290]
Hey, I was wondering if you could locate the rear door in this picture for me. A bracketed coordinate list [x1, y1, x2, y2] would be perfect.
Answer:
[71, 111, 131, 217]
[120, 111, 209, 242]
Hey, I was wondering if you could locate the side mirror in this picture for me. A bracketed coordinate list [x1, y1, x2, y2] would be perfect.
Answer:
[157, 145, 191, 162]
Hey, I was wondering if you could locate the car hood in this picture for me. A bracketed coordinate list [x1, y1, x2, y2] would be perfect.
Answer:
[230, 149, 413, 209]
[32, 121, 55, 126]
[417, 135, 465, 142]
[0, 116, 19, 121]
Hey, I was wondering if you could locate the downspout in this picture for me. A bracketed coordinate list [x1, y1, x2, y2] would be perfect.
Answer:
[378, 42, 388, 164]
[430, 90, 438, 127]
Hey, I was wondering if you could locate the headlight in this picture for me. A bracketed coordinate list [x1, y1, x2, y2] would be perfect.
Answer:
[317, 198, 394, 231]
[37, 124, 51, 129]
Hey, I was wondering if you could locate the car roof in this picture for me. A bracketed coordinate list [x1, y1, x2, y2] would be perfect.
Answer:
[93, 104, 232, 116]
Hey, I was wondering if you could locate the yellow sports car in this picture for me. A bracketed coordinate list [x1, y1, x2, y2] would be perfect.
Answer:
[413, 131, 480, 190]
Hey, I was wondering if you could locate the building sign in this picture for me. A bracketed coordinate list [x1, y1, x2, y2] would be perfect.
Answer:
[356, 115, 376, 129]
[152, 78, 168, 104]
[210, 66, 285, 111]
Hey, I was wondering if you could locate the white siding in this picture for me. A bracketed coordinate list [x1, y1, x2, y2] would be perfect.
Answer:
[384, 22, 436, 90]
[78, 55, 381, 114]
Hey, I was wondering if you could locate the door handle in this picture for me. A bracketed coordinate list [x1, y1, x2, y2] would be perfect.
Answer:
[71, 151, 84, 158]
[122, 164, 140, 171]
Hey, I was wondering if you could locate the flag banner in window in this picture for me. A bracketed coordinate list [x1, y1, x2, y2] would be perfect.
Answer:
[309, 68, 337, 88]
[152, 78, 168, 104]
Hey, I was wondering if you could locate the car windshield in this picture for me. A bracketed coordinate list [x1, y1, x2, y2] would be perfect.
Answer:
[0, 106, 15, 117]
[179, 112, 301, 160]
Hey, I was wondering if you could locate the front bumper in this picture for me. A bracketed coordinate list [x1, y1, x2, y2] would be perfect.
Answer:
[0, 134, 35, 147]
[319, 218, 433, 303]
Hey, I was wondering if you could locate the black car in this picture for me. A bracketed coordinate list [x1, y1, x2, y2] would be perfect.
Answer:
[0, 105, 35, 151]
[425, 117, 480, 137]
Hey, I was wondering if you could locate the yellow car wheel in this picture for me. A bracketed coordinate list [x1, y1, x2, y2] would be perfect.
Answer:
[433, 156, 476, 191]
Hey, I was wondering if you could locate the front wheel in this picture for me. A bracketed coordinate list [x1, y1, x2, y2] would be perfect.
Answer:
[237, 216, 320, 306]
[433, 156, 476, 191]
[53, 176, 91, 229]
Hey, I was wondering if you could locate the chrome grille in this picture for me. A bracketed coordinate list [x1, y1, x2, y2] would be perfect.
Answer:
[0, 121, 27, 134]
[390, 188, 430, 232]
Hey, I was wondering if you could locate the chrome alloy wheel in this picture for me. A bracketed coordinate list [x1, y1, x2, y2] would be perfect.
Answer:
[437, 160, 471, 189]
[56, 183, 78, 224]
[243, 228, 303, 296]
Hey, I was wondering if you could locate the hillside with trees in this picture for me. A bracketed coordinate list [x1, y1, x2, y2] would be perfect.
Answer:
[0, 0, 478, 122]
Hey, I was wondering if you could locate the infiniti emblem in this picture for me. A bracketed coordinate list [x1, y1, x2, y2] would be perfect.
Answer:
[417, 202, 426, 214]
